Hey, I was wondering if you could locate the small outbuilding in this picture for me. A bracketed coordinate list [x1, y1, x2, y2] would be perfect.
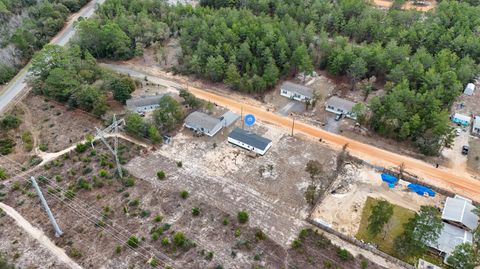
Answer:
[184, 111, 223, 137]
[126, 95, 167, 112]
[464, 83, 475, 96]
[441, 195, 479, 231]
[280, 81, 313, 102]
[452, 113, 471, 126]
[325, 96, 357, 119]
[472, 116, 480, 136]
[228, 127, 272, 155]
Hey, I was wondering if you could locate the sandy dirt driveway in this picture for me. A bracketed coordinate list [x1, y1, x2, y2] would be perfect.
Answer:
[0, 203, 83, 269]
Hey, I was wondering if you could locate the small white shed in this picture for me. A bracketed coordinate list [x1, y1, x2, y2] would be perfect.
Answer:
[464, 83, 475, 96]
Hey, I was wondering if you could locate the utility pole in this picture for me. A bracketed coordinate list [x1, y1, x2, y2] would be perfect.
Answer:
[31, 176, 63, 237]
[96, 115, 123, 178]
[291, 117, 295, 136]
[241, 107, 244, 129]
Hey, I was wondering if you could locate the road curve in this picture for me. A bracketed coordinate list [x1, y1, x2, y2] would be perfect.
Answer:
[106, 63, 480, 202]
[0, 0, 105, 114]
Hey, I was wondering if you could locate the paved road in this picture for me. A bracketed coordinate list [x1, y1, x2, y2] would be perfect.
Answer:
[106, 63, 480, 202]
[0, 0, 105, 114]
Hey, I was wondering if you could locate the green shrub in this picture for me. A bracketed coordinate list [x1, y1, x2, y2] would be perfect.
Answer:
[75, 143, 87, 153]
[192, 207, 200, 216]
[98, 169, 108, 177]
[176, 161, 183, 167]
[255, 229, 266, 241]
[156, 170, 166, 180]
[150, 258, 159, 267]
[21, 132, 33, 152]
[222, 218, 229, 226]
[123, 178, 135, 187]
[237, 211, 249, 224]
[234, 229, 241, 237]
[161, 237, 170, 246]
[128, 199, 140, 207]
[154, 215, 163, 222]
[127, 236, 140, 248]
[361, 260, 369, 269]
[140, 210, 151, 218]
[38, 144, 48, 152]
[115, 245, 122, 254]
[0, 114, 21, 130]
[299, 229, 308, 240]
[0, 168, 7, 180]
[64, 190, 75, 200]
[206, 251, 214, 261]
[0, 138, 15, 155]
[173, 232, 187, 247]
[77, 178, 92, 190]
[291, 239, 302, 249]
[152, 233, 160, 241]
[180, 191, 189, 199]
[336, 248, 351, 261]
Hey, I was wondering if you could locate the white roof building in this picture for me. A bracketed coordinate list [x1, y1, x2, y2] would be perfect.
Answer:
[228, 127, 272, 155]
[184, 111, 223, 137]
[464, 83, 475, 96]
[280, 81, 314, 102]
[472, 116, 480, 135]
[441, 195, 479, 231]
[126, 94, 171, 112]
[325, 96, 357, 119]
[429, 222, 473, 260]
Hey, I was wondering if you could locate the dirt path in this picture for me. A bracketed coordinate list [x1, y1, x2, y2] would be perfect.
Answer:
[372, 0, 436, 11]
[0, 203, 83, 269]
[105, 63, 480, 202]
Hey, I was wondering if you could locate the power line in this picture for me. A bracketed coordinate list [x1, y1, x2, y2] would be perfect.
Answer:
[1, 156, 175, 268]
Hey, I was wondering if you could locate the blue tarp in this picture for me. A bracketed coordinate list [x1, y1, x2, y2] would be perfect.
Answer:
[381, 174, 398, 184]
[407, 183, 435, 197]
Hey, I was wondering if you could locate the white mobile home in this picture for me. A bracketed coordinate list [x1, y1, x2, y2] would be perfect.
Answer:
[325, 96, 357, 119]
[184, 111, 223, 137]
[280, 81, 313, 102]
[228, 127, 272, 155]
[473, 116, 480, 136]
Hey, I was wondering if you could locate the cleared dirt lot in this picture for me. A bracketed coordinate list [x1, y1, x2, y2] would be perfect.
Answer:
[126, 121, 339, 247]
[311, 164, 443, 237]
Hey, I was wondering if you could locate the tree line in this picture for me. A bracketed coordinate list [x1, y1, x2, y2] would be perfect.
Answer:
[0, 0, 90, 84]
[73, 0, 480, 155]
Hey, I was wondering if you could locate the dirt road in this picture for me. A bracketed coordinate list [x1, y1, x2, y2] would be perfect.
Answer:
[106, 63, 480, 202]
[0, 203, 83, 269]
[372, 0, 436, 11]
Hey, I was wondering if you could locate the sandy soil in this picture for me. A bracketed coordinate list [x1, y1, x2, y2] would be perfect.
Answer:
[311, 165, 443, 237]
[372, 0, 437, 11]
[0, 203, 82, 269]
[126, 121, 336, 247]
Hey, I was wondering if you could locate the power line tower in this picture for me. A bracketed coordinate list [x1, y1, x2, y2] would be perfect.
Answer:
[31, 176, 63, 237]
[95, 114, 125, 178]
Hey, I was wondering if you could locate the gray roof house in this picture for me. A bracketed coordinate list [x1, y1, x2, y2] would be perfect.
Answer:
[441, 195, 479, 231]
[184, 111, 223, 137]
[280, 81, 314, 102]
[228, 127, 272, 155]
[325, 96, 357, 119]
[429, 222, 473, 262]
[219, 111, 240, 127]
[126, 94, 169, 112]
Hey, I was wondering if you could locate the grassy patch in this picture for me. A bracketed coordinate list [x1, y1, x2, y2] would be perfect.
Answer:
[356, 196, 415, 255]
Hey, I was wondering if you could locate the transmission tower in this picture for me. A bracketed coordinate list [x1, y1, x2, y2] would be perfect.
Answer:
[31, 176, 63, 237]
[95, 114, 124, 178]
